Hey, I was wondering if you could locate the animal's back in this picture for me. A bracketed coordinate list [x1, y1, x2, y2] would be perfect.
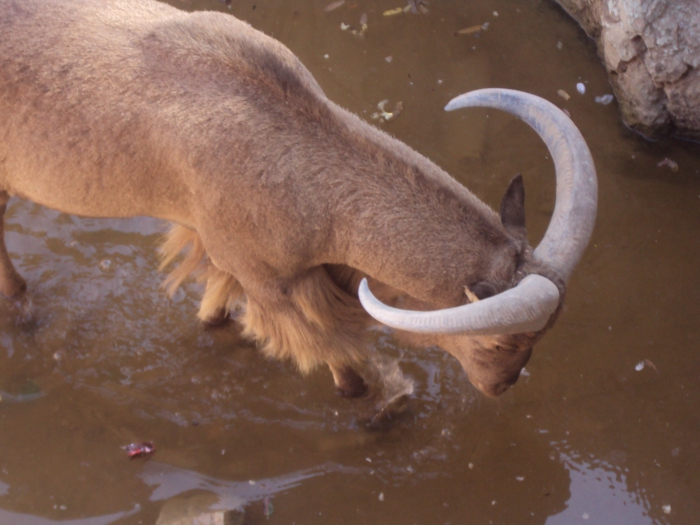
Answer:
[0, 0, 329, 225]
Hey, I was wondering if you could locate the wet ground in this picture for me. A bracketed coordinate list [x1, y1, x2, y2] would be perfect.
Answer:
[1, 0, 699, 524]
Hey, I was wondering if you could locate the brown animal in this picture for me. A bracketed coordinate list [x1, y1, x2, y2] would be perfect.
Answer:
[0, 0, 596, 399]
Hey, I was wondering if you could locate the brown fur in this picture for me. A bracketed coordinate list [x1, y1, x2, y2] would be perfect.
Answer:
[0, 0, 568, 398]
[160, 225, 371, 373]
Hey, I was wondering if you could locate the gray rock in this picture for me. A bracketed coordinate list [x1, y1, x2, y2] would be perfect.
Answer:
[555, 0, 700, 140]
[156, 493, 245, 525]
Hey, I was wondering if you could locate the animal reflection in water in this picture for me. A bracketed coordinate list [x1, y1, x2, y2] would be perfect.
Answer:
[0, 0, 596, 413]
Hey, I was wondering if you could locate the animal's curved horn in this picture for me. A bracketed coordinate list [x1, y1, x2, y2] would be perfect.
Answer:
[358, 274, 560, 335]
[359, 89, 597, 335]
[445, 89, 597, 281]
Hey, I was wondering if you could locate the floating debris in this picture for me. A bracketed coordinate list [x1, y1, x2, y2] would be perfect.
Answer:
[643, 358, 659, 373]
[371, 100, 403, 122]
[493, 11, 499, 16]
[359, 13, 368, 34]
[385, 56, 393, 63]
[340, 22, 350, 30]
[100, 259, 112, 270]
[324, 0, 345, 12]
[557, 89, 570, 101]
[122, 441, 155, 459]
[383, 7, 403, 16]
[595, 94, 614, 105]
[635, 361, 645, 371]
[403, 0, 429, 14]
[406, 0, 429, 14]
[657, 158, 679, 172]
[378, 492, 385, 502]
[557, 41, 563, 50]
[457, 24, 483, 36]
[576, 82, 586, 94]
[662, 505, 671, 514]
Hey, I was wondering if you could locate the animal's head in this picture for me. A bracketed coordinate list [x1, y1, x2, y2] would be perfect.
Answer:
[358, 89, 597, 397]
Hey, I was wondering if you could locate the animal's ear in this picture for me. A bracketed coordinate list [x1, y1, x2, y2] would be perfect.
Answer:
[499, 174, 526, 231]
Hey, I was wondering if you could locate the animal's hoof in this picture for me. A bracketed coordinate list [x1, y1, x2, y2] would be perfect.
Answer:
[0, 277, 27, 299]
[201, 308, 231, 328]
[336, 382, 368, 399]
[333, 366, 369, 398]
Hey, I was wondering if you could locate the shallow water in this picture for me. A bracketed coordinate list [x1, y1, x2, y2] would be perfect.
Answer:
[1, 0, 699, 524]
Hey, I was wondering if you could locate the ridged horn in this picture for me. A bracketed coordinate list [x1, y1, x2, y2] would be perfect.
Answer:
[358, 274, 560, 335]
[359, 89, 597, 335]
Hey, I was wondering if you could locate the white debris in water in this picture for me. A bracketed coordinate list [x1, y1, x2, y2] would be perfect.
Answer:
[324, 54, 329, 59]
[100, 259, 111, 270]
[576, 82, 586, 94]
[378, 492, 385, 502]
[385, 56, 393, 63]
[582, 513, 589, 520]
[340, 22, 350, 30]
[595, 94, 614, 105]
[248, 480, 256, 485]
[520, 368, 530, 377]
[663, 505, 671, 514]
[366, 458, 372, 463]
[468, 463, 474, 469]
[557, 41, 563, 50]
[516, 476, 525, 481]
[493, 11, 499, 16]
[635, 361, 645, 371]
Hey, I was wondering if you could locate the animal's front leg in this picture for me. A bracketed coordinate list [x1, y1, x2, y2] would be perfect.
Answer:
[0, 194, 26, 298]
[329, 363, 368, 398]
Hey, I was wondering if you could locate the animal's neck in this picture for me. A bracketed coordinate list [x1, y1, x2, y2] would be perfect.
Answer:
[321, 119, 513, 308]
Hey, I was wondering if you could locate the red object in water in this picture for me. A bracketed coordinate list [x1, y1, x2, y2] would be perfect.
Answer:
[122, 442, 155, 459]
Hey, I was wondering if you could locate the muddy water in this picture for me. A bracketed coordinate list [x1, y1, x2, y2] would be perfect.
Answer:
[1, 0, 699, 524]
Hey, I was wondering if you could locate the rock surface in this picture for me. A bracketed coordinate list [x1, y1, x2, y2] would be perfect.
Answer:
[156, 493, 245, 525]
[555, 0, 700, 140]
